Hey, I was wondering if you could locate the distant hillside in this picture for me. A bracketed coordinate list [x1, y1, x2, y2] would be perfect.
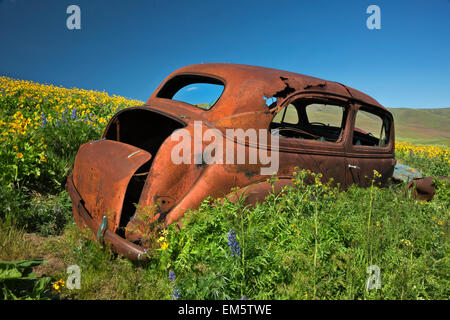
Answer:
[387, 108, 450, 146]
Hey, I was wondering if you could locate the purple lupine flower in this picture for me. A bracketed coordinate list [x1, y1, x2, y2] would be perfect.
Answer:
[227, 229, 241, 257]
[168, 270, 180, 300]
[171, 288, 180, 300]
[71, 108, 77, 120]
[41, 112, 47, 126]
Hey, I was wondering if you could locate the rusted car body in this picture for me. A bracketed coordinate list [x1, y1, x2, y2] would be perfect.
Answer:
[66, 63, 396, 260]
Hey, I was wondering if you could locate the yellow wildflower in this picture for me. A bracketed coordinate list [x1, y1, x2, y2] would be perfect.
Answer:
[53, 279, 65, 293]
[373, 170, 381, 178]
[400, 239, 413, 248]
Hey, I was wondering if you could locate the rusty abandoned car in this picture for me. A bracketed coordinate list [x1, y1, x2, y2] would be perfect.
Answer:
[67, 63, 401, 260]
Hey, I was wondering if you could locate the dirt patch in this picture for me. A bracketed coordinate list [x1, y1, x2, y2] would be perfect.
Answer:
[23, 233, 66, 277]
[34, 256, 66, 278]
[23, 233, 47, 248]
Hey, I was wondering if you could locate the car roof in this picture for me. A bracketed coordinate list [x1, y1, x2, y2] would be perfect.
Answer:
[148, 63, 388, 124]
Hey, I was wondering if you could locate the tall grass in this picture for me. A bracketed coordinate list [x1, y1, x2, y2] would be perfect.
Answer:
[0, 217, 35, 261]
[151, 170, 449, 300]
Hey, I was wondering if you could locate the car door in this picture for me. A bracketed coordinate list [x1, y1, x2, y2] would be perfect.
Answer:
[345, 103, 396, 187]
[271, 95, 350, 187]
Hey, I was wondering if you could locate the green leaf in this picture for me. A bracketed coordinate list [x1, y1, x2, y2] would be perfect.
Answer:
[32, 276, 52, 296]
[0, 259, 48, 269]
[0, 268, 22, 281]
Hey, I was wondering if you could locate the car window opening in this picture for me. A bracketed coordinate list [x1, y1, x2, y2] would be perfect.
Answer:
[270, 100, 347, 143]
[353, 108, 390, 147]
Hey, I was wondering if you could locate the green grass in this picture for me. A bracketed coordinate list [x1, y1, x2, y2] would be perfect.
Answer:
[0, 218, 36, 262]
[157, 172, 449, 300]
[1, 169, 448, 300]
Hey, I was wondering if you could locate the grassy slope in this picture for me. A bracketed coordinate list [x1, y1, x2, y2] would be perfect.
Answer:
[388, 108, 450, 145]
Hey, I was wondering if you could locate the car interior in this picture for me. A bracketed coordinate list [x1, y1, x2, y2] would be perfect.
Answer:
[270, 99, 391, 147]
[270, 99, 348, 143]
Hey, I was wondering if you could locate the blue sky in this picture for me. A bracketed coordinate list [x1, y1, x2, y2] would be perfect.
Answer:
[0, 0, 449, 108]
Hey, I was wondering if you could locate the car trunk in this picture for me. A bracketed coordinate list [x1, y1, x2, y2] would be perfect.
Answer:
[72, 107, 185, 236]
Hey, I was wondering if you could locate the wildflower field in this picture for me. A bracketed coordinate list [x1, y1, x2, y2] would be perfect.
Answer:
[0, 77, 449, 300]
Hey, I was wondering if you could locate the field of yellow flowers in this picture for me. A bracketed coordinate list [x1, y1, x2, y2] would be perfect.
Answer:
[0, 76, 142, 236]
[0, 76, 449, 300]
[396, 142, 450, 160]
[0, 76, 142, 190]
[396, 142, 450, 177]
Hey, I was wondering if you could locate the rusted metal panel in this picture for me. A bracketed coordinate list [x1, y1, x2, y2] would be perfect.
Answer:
[66, 173, 148, 260]
[72, 140, 151, 232]
[408, 177, 436, 201]
[393, 163, 423, 181]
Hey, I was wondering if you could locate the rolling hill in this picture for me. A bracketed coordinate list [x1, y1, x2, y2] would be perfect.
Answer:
[387, 108, 450, 145]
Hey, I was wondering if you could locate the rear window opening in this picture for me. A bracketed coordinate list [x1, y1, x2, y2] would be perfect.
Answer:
[270, 99, 348, 143]
[156, 75, 224, 110]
